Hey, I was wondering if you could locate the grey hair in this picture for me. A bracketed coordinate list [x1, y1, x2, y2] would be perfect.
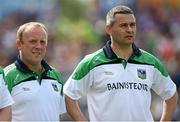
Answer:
[106, 5, 134, 26]
[17, 22, 48, 41]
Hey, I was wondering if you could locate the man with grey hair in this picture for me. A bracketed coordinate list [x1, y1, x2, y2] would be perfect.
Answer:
[4, 22, 66, 121]
[64, 5, 178, 121]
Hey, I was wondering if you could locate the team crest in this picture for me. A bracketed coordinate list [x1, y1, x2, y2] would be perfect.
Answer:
[137, 69, 146, 80]
[51, 83, 59, 92]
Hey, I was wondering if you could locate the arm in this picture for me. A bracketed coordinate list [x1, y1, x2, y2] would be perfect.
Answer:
[59, 113, 70, 121]
[160, 91, 178, 121]
[65, 95, 87, 121]
[0, 106, 12, 121]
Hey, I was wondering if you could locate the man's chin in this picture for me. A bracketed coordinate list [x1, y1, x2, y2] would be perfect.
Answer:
[32, 57, 42, 63]
[126, 40, 133, 45]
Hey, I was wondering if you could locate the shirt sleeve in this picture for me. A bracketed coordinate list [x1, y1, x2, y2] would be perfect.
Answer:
[151, 68, 177, 100]
[59, 95, 66, 114]
[63, 55, 95, 100]
[63, 71, 93, 100]
[0, 74, 14, 109]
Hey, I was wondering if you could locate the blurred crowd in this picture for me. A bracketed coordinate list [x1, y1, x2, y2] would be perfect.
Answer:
[0, 0, 179, 121]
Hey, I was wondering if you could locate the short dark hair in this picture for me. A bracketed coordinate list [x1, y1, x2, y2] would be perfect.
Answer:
[106, 5, 134, 26]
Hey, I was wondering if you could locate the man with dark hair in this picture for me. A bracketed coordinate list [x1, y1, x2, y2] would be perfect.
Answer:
[64, 5, 178, 121]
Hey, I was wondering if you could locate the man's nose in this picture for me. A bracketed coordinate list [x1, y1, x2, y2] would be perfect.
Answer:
[35, 41, 42, 48]
[126, 25, 133, 32]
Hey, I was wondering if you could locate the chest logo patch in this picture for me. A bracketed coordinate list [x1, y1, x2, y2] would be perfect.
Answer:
[51, 83, 59, 92]
[22, 87, 31, 91]
[104, 71, 114, 75]
[137, 69, 146, 80]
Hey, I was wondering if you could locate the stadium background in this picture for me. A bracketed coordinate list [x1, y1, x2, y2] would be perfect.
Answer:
[0, 0, 179, 121]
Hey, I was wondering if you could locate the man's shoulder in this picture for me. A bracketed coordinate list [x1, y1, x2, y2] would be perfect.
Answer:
[138, 49, 168, 76]
[3, 63, 17, 77]
[47, 66, 64, 84]
[139, 49, 161, 63]
[71, 49, 108, 80]
[75, 48, 107, 72]
[80, 49, 106, 66]
[84, 48, 103, 59]
[48, 66, 61, 75]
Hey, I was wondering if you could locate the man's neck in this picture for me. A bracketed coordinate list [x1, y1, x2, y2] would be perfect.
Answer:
[30, 65, 44, 75]
[23, 60, 43, 74]
[111, 42, 132, 61]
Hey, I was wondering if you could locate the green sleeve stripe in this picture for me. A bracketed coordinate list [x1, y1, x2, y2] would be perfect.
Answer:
[4, 64, 16, 76]
[4, 64, 65, 94]
[0, 66, 3, 74]
[72, 49, 168, 80]
[72, 48, 168, 81]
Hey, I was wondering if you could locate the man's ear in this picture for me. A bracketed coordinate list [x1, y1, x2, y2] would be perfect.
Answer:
[16, 39, 22, 50]
[105, 25, 111, 35]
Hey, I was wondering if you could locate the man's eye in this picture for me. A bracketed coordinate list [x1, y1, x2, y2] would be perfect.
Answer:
[30, 40, 36, 43]
[40, 40, 46, 45]
[130, 23, 136, 27]
[120, 24, 127, 27]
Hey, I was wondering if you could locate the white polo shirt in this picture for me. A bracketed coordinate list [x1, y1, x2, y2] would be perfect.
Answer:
[64, 41, 176, 121]
[0, 74, 14, 109]
[4, 58, 66, 121]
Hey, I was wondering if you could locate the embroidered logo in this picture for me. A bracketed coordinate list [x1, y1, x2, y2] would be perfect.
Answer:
[104, 71, 114, 75]
[22, 87, 31, 91]
[137, 69, 146, 80]
[51, 83, 59, 92]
